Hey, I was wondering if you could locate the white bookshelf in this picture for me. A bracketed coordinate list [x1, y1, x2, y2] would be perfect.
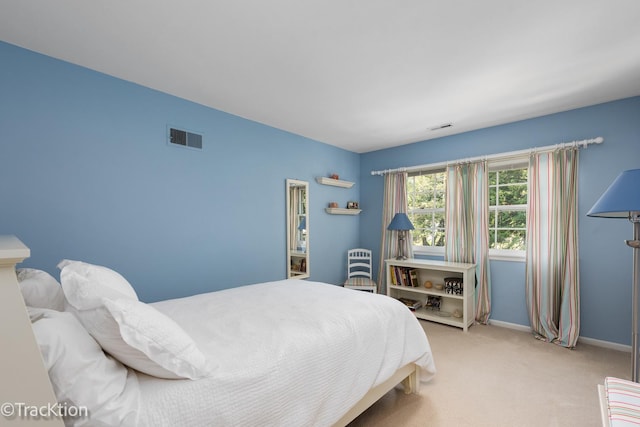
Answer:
[386, 258, 476, 331]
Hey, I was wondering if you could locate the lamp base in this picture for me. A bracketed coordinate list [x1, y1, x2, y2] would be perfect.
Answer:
[395, 233, 408, 260]
[628, 219, 640, 382]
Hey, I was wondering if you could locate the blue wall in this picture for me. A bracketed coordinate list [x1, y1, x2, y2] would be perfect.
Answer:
[359, 96, 640, 345]
[2, 40, 640, 346]
[0, 41, 360, 302]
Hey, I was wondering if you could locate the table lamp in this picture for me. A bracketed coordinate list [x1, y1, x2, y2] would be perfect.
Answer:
[388, 213, 414, 260]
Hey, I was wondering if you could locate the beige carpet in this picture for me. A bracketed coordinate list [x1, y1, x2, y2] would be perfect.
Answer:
[349, 321, 629, 427]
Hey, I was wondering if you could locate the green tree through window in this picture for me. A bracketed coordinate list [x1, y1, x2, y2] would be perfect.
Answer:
[407, 171, 446, 248]
[488, 168, 527, 251]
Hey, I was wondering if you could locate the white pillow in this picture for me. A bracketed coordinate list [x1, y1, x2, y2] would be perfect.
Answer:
[16, 268, 65, 311]
[61, 270, 212, 380]
[28, 308, 140, 427]
[57, 259, 138, 301]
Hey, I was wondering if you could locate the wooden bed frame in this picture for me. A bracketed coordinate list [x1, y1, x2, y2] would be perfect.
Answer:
[0, 235, 420, 427]
[334, 362, 419, 426]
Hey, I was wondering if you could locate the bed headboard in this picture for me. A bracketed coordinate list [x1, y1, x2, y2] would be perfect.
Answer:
[0, 235, 63, 426]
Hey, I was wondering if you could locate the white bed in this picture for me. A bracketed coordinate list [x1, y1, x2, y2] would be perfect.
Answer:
[0, 236, 436, 426]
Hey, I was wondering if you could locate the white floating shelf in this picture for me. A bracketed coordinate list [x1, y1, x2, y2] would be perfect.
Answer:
[315, 177, 354, 188]
[325, 208, 361, 215]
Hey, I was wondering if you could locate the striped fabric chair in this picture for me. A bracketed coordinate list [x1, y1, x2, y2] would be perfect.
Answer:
[343, 249, 377, 293]
[599, 376, 640, 426]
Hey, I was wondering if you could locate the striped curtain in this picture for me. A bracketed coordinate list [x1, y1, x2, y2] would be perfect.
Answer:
[444, 161, 492, 324]
[525, 149, 580, 348]
[377, 172, 413, 294]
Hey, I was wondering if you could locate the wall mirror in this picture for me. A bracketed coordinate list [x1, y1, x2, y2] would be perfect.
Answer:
[286, 179, 309, 279]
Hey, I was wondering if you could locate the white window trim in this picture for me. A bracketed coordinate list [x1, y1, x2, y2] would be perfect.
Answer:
[412, 245, 444, 257]
[412, 246, 525, 262]
[488, 156, 528, 171]
[489, 248, 526, 262]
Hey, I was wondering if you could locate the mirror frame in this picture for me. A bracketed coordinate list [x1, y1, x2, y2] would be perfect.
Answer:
[286, 179, 309, 279]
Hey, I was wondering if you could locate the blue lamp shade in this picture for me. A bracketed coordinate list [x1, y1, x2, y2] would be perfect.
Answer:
[387, 213, 415, 231]
[587, 169, 640, 218]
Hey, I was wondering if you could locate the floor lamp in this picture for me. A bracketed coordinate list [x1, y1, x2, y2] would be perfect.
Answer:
[388, 213, 414, 260]
[587, 168, 640, 382]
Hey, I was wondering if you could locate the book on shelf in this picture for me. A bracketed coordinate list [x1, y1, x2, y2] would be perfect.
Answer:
[390, 266, 419, 287]
[397, 297, 423, 311]
[409, 269, 419, 287]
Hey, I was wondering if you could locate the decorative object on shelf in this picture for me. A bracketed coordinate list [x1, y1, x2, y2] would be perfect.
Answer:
[425, 295, 442, 311]
[397, 297, 422, 311]
[387, 213, 414, 260]
[328, 202, 338, 208]
[330, 173, 340, 180]
[347, 201, 359, 209]
[325, 208, 361, 215]
[424, 280, 433, 289]
[434, 283, 444, 291]
[291, 258, 307, 272]
[453, 309, 463, 318]
[445, 277, 463, 295]
[587, 168, 640, 382]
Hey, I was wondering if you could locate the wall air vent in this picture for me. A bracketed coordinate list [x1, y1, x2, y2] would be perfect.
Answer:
[168, 126, 203, 150]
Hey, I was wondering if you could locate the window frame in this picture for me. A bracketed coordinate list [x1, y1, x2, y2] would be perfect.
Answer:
[407, 169, 447, 257]
[407, 156, 529, 262]
[487, 157, 528, 262]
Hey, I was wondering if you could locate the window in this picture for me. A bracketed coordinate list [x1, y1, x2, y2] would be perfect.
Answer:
[406, 162, 528, 259]
[407, 171, 446, 253]
[488, 167, 528, 253]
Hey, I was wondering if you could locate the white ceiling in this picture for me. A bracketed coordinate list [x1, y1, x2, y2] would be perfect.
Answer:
[1, 1, 640, 153]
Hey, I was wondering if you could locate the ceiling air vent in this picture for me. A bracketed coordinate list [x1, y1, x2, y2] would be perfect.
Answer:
[430, 123, 453, 131]
[168, 127, 203, 150]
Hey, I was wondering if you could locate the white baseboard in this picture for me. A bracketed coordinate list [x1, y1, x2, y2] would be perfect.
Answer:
[488, 319, 531, 333]
[578, 336, 631, 353]
[488, 319, 631, 353]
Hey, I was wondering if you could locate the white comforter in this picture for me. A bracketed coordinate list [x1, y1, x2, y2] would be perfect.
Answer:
[137, 279, 436, 427]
